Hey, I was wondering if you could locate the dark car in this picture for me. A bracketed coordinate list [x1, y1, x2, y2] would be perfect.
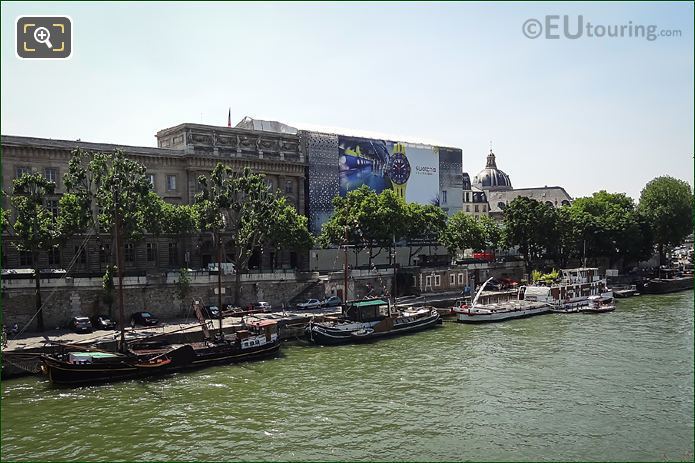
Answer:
[201, 305, 221, 319]
[322, 296, 342, 308]
[68, 316, 93, 334]
[130, 311, 159, 327]
[91, 315, 117, 330]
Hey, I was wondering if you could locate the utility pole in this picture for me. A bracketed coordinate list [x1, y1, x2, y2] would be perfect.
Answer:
[343, 226, 349, 302]
[217, 231, 223, 336]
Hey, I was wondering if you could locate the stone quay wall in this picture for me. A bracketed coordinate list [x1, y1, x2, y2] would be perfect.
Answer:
[1, 271, 321, 331]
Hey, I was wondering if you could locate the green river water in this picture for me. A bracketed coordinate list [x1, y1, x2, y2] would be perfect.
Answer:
[1, 291, 693, 461]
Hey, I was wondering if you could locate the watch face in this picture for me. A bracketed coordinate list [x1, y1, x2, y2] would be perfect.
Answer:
[389, 153, 411, 185]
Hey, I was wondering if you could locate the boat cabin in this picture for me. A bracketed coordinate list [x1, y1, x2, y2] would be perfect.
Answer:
[561, 268, 600, 284]
[343, 299, 390, 322]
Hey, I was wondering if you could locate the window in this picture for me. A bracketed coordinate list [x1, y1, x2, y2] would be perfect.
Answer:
[168, 242, 178, 266]
[125, 244, 134, 263]
[434, 275, 441, 287]
[44, 168, 58, 184]
[474, 205, 479, 213]
[285, 179, 294, 194]
[74, 246, 87, 265]
[442, 190, 447, 205]
[100, 245, 110, 264]
[425, 276, 432, 287]
[465, 205, 470, 212]
[147, 174, 156, 189]
[166, 175, 177, 191]
[458, 273, 464, 285]
[482, 204, 486, 212]
[46, 199, 59, 217]
[48, 248, 61, 266]
[450, 274, 456, 285]
[19, 250, 33, 266]
[146, 243, 157, 262]
[15, 166, 31, 179]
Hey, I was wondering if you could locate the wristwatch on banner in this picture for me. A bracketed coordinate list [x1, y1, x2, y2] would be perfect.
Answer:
[388, 142, 411, 199]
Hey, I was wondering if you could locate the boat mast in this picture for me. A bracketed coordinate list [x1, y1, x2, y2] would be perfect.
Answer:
[471, 277, 494, 309]
[114, 186, 126, 352]
[216, 229, 223, 337]
[343, 225, 349, 303]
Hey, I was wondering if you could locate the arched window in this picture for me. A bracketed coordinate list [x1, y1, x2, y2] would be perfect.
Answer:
[497, 201, 506, 210]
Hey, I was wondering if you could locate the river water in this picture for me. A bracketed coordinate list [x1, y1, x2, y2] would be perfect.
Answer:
[2, 291, 693, 461]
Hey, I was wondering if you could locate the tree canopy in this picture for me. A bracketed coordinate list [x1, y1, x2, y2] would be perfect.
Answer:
[638, 176, 693, 263]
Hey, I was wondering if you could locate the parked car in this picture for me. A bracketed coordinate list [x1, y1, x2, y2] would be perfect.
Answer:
[91, 315, 117, 330]
[322, 296, 342, 308]
[201, 305, 221, 319]
[252, 302, 272, 312]
[296, 299, 322, 310]
[68, 316, 93, 334]
[130, 311, 159, 327]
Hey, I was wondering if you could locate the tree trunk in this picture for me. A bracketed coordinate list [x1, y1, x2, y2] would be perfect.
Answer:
[34, 252, 44, 332]
[233, 269, 242, 306]
[658, 243, 664, 268]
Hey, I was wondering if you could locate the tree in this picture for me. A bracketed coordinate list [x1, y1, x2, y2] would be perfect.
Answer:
[267, 197, 313, 270]
[569, 191, 650, 268]
[403, 203, 448, 265]
[174, 267, 192, 312]
[503, 196, 557, 271]
[9, 172, 62, 331]
[478, 215, 503, 251]
[195, 164, 289, 306]
[441, 211, 486, 257]
[61, 148, 155, 344]
[318, 186, 409, 268]
[638, 176, 693, 265]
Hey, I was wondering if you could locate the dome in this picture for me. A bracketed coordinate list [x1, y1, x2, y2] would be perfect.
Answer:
[473, 149, 512, 191]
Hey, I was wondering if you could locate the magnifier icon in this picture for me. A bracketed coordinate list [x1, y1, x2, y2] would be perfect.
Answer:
[33, 27, 53, 49]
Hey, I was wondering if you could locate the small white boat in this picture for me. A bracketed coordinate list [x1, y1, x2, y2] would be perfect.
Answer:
[578, 295, 616, 313]
[453, 277, 551, 323]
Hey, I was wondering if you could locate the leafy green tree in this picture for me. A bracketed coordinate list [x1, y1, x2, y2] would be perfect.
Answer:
[195, 164, 286, 305]
[267, 197, 313, 270]
[318, 186, 409, 268]
[441, 211, 486, 257]
[638, 176, 693, 265]
[503, 196, 557, 271]
[61, 148, 156, 341]
[175, 267, 192, 310]
[9, 173, 62, 331]
[571, 191, 654, 268]
[403, 203, 448, 266]
[478, 215, 503, 251]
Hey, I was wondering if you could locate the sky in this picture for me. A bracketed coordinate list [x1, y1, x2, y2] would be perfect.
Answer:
[1, 1, 693, 201]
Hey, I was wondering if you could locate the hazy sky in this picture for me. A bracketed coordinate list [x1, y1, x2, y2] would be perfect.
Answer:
[2, 1, 693, 201]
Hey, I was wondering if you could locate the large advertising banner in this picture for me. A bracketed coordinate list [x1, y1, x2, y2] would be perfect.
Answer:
[338, 136, 440, 204]
[403, 143, 439, 204]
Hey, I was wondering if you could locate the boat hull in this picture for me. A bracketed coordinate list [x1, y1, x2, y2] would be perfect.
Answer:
[40, 344, 196, 387]
[456, 306, 551, 323]
[307, 313, 440, 346]
[639, 277, 693, 294]
[40, 340, 281, 387]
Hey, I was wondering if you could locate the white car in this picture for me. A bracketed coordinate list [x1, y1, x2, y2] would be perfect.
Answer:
[296, 299, 322, 310]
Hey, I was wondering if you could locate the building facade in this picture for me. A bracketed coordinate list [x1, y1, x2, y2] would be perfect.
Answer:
[462, 148, 573, 220]
[2, 123, 307, 274]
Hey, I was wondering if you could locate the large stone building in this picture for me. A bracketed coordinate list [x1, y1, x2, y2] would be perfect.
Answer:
[462, 148, 573, 220]
[2, 123, 307, 274]
[2, 118, 465, 273]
